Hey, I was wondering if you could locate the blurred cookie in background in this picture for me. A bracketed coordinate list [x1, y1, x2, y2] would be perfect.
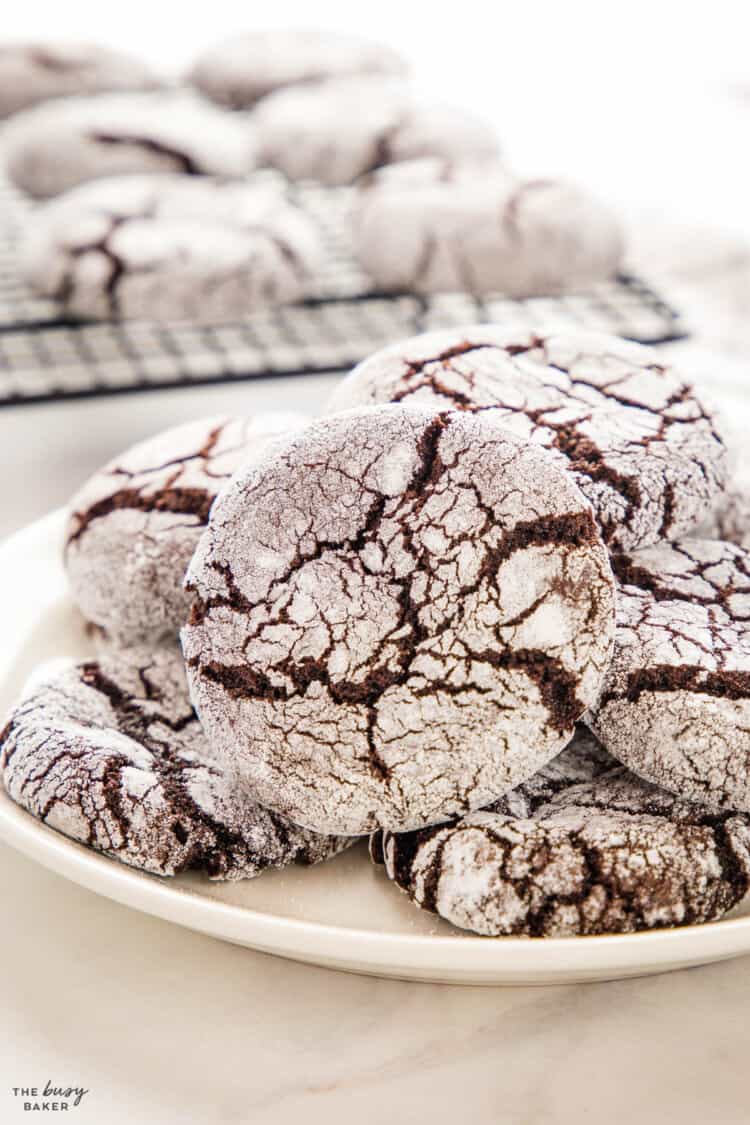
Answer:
[188, 28, 408, 108]
[253, 77, 500, 185]
[0, 41, 160, 119]
[2, 90, 256, 198]
[23, 174, 326, 320]
[353, 157, 623, 296]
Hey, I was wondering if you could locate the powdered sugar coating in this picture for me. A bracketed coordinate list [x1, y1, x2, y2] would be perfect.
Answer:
[0, 41, 160, 119]
[182, 405, 616, 836]
[65, 412, 306, 643]
[189, 29, 408, 108]
[375, 727, 750, 936]
[0, 647, 350, 878]
[327, 327, 728, 552]
[3, 91, 256, 198]
[253, 79, 499, 186]
[479, 724, 618, 819]
[698, 448, 750, 550]
[353, 157, 622, 296]
[23, 175, 325, 321]
[589, 538, 750, 811]
[369, 723, 614, 864]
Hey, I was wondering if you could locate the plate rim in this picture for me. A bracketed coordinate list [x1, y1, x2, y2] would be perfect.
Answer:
[3, 508, 750, 983]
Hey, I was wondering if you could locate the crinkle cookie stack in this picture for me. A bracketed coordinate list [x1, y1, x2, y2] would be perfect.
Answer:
[4, 327, 750, 939]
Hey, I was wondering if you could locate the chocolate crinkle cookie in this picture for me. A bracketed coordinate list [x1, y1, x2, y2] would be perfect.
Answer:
[188, 29, 408, 108]
[327, 327, 728, 553]
[372, 727, 750, 936]
[589, 537, 750, 812]
[2, 91, 256, 198]
[0, 647, 351, 879]
[23, 175, 325, 321]
[65, 412, 305, 644]
[182, 405, 616, 837]
[253, 78, 499, 186]
[353, 157, 622, 296]
[0, 41, 160, 119]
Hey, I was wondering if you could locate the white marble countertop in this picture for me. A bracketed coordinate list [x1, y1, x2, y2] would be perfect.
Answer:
[1, 8, 750, 1123]
[3, 843, 750, 1125]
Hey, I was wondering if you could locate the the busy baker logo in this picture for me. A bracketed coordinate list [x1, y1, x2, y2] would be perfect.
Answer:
[11, 1082, 90, 1112]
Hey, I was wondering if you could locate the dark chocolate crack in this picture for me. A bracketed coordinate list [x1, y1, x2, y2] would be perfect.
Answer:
[106, 422, 231, 482]
[617, 665, 750, 705]
[67, 486, 214, 548]
[610, 543, 750, 614]
[659, 481, 677, 538]
[359, 112, 410, 177]
[50, 213, 131, 314]
[402, 339, 539, 382]
[524, 414, 642, 544]
[90, 133, 202, 175]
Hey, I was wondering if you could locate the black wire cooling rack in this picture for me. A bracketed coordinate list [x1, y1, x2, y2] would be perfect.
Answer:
[0, 173, 687, 406]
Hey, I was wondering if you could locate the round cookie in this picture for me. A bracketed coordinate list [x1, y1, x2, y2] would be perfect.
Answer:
[0, 647, 350, 878]
[372, 726, 750, 936]
[353, 157, 622, 296]
[182, 405, 616, 836]
[188, 29, 408, 108]
[65, 412, 305, 644]
[253, 78, 499, 186]
[3, 91, 256, 198]
[0, 41, 160, 119]
[589, 537, 750, 812]
[327, 327, 729, 552]
[23, 175, 326, 321]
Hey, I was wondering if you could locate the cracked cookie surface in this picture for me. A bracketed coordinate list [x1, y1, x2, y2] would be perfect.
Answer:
[327, 327, 728, 552]
[353, 157, 622, 296]
[589, 537, 750, 811]
[0, 41, 160, 119]
[0, 646, 350, 878]
[253, 79, 499, 186]
[4, 91, 255, 198]
[698, 447, 750, 550]
[24, 175, 325, 321]
[182, 405, 616, 836]
[373, 727, 750, 936]
[189, 29, 407, 108]
[65, 412, 305, 643]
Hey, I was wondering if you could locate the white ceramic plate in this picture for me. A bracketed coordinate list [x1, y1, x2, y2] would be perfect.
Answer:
[3, 509, 750, 986]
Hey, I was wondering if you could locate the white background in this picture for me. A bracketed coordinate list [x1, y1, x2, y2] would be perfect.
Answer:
[4, 0, 750, 224]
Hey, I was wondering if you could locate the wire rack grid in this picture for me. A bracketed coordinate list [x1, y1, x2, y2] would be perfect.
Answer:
[0, 172, 687, 406]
